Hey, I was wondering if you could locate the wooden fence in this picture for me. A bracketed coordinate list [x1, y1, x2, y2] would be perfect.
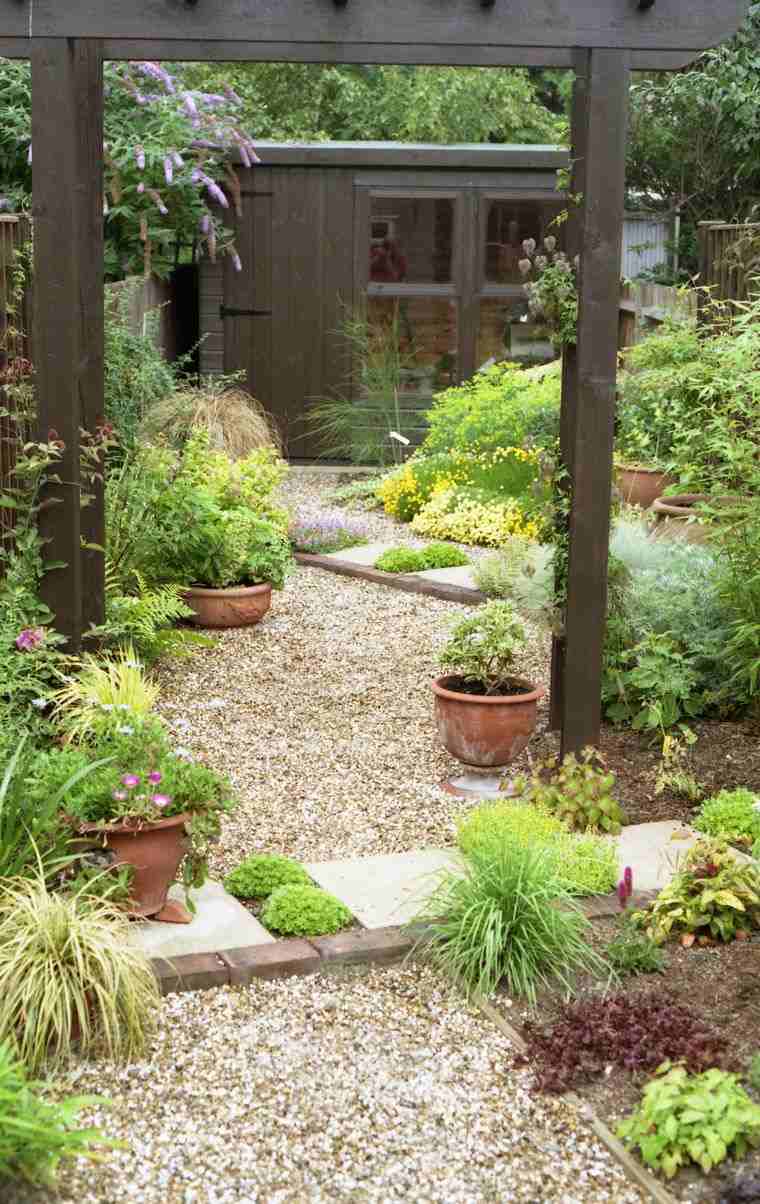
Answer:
[698, 220, 760, 307]
[618, 280, 695, 349]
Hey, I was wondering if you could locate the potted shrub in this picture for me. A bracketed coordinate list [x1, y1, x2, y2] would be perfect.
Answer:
[145, 428, 293, 627]
[651, 493, 744, 543]
[432, 600, 544, 767]
[27, 715, 233, 919]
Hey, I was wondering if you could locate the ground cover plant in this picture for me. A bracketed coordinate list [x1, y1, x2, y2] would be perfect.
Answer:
[606, 921, 667, 978]
[618, 1064, 760, 1180]
[522, 991, 727, 1095]
[261, 884, 352, 936]
[289, 509, 370, 555]
[694, 787, 760, 850]
[224, 854, 311, 899]
[456, 800, 617, 897]
[0, 1040, 110, 1188]
[374, 543, 469, 573]
[631, 839, 760, 946]
[412, 841, 607, 1004]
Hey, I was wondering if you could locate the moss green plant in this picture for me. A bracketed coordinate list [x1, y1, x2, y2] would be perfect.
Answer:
[374, 543, 470, 573]
[375, 547, 426, 574]
[261, 884, 352, 936]
[694, 787, 760, 848]
[224, 854, 311, 899]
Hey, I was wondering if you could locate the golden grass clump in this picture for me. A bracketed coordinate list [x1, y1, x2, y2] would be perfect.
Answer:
[140, 376, 282, 460]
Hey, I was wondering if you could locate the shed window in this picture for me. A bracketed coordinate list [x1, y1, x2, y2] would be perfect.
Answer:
[366, 296, 458, 399]
[369, 196, 454, 284]
[477, 298, 554, 371]
[484, 198, 564, 285]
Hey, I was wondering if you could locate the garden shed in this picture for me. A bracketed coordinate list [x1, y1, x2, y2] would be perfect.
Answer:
[199, 141, 568, 458]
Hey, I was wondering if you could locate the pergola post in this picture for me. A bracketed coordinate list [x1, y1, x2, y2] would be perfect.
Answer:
[32, 38, 104, 650]
[550, 48, 630, 756]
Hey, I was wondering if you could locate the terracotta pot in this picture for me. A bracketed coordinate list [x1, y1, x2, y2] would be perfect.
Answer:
[616, 465, 674, 509]
[77, 813, 191, 918]
[432, 675, 544, 769]
[182, 582, 272, 628]
[651, 493, 744, 544]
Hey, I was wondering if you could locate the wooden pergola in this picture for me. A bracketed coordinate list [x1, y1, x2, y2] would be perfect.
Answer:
[0, 1, 750, 756]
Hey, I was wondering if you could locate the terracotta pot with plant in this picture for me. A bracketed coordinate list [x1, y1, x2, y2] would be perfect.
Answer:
[145, 428, 294, 628]
[432, 600, 544, 768]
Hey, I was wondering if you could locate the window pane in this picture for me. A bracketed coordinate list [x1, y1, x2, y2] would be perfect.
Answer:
[370, 196, 454, 284]
[484, 199, 563, 285]
[365, 296, 458, 399]
[477, 297, 555, 370]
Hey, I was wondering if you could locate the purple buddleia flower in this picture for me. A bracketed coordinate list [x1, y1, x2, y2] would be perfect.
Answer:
[199, 213, 211, 236]
[137, 182, 145, 194]
[164, 156, 174, 185]
[182, 92, 198, 118]
[224, 84, 243, 106]
[231, 250, 242, 272]
[205, 180, 229, 209]
[200, 93, 227, 109]
[239, 143, 251, 169]
[149, 189, 169, 216]
[135, 145, 146, 171]
[136, 61, 175, 93]
[15, 626, 45, 652]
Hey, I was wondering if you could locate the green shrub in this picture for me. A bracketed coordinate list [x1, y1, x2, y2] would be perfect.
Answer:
[421, 361, 561, 456]
[631, 839, 760, 945]
[456, 800, 617, 897]
[514, 748, 626, 835]
[617, 1063, 760, 1179]
[0, 874, 160, 1072]
[412, 841, 607, 1003]
[472, 540, 534, 599]
[420, 542, 470, 570]
[439, 600, 526, 693]
[104, 290, 177, 453]
[606, 922, 666, 977]
[0, 1040, 110, 1187]
[747, 1052, 760, 1093]
[261, 884, 352, 937]
[224, 854, 311, 899]
[374, 547, 425, 574]
[694, 788, 760, 848]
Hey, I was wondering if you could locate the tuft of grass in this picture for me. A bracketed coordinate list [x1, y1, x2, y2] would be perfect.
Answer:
[412, 841, 608, 1004]
[0, 874, 160, 1073]
[50, 644, 159, 743]
[140, 376, 282, 460]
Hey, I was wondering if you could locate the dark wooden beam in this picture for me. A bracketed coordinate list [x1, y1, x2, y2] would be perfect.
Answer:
[557, 47, 630, 757]
[16, 0, 749, 53]
[32, 39, 105, 649]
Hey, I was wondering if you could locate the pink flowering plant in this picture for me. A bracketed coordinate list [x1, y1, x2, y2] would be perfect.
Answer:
[26, 715, 233, 888]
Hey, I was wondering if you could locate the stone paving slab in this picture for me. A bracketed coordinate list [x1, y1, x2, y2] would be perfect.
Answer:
[614, 819, 699, 890]
[131, 880, 275, 960]
[322, 540, 416, 564]
[306, 848, 463, 928]
[414, 564, 478, 589]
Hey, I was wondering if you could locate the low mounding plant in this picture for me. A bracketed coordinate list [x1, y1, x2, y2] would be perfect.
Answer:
[375, 543, 469, 574]
[139, 376, 282, 461]
[224, 854, 311, 899]
[456, 800, 617, 897]
[289, 509, 369, 555]
[694, 788, 760, 849]
[261, 884, 352, 936]
[631, 839, 760, 946]
[514, 748, 626, 835]
[0, 1040, 111, 1187]
[618, 1063, 760, 1179]
[606, 922, 666, 978]
[439, 600, 526, 694]
[0, 874, 160, 1072]
[412, 841, 607, 1003]
[50, 644, 159, 744]
[523, 992, 726, 1094]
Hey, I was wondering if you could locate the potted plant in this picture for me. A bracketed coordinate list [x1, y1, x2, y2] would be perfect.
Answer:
[432, 600, 544, 768]
[650, 493, 745, 543]
[145, 428, 293, 627]
[28, 715, 233, 920]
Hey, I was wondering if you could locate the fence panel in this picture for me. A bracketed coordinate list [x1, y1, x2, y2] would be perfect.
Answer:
[698, 220, 760, 306]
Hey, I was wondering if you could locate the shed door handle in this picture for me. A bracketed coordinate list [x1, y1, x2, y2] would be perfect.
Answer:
[220, 305, 272, 318]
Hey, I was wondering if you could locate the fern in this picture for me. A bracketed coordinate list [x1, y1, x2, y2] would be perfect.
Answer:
[89, 571, 212, 664]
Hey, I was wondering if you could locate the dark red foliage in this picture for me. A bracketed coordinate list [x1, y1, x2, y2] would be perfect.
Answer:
[520, 990, 728, 1094]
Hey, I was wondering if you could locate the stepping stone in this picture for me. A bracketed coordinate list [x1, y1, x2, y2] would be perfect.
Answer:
[413, 564, 478, 590]
[306, 849, 463, 929]
[130, 880, 274, 960]
[322, 541, 411, 565]
[613, 820, 699, 891]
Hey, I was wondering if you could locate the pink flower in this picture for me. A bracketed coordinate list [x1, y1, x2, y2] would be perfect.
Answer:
[112, 789, 128, 802]
[624, 866, 633, 898]
[151, 794, 172, 808]
[15, 627, 44, 652]
[121, 773, 140, 789]
[148, 771, 162, 785]
[617, 880, 628, 910]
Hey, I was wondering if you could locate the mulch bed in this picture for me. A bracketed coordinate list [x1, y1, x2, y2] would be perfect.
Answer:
[507, 920, 760, 1203]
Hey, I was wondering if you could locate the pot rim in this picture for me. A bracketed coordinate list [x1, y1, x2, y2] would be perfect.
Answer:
[616, 463, 672, 477]
[182, 582, 272, 599]
[74, 811, 192, 837]
[652, 493, 743, 516]
[432, 674, 544, 706]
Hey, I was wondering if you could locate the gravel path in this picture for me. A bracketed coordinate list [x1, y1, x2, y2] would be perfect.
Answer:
[20, 967, 646, 1204]
[156, 471, 550, 875]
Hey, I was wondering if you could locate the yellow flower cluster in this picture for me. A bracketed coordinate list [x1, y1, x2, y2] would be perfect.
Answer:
[376, 446, 539, 521]
[376, 465, 422, 518]
[410, 489, 541, 547]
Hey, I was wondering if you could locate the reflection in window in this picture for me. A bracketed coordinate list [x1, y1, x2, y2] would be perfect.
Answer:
[370, 196, 454, 284]
[477, 298, 555, 370]
[484, 200, 563, 285]
[365, 296, 458, 398]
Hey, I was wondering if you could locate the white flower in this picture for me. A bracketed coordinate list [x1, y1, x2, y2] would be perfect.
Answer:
[117, 725, 134, 736]
[174, 747, 194, 761]
[100, 703, 115, 712]
[31, 697, 48, 710]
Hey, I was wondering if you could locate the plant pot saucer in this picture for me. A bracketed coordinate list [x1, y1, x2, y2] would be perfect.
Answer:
[438, 769, 525, 800]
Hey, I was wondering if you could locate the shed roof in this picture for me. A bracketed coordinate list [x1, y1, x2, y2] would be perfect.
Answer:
[237, 141, 569, 170]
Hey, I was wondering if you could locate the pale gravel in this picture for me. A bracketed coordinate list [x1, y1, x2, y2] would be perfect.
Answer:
[155, 471, 550, 876]
[16, 966, 646, 1204]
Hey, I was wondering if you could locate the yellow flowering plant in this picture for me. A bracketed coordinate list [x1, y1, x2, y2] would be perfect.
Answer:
[410, 488, 542, 547]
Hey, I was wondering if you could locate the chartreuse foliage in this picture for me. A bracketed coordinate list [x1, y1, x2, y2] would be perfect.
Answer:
[694, 788, 760, 848]
[374, 543, 469, 574]
[262, 884, 352, 937]
[456, 801, 617, 897]
[0, 1041, 112, 1188]
[618, 1063, 760, 1179]
[224, 854, 311, 899]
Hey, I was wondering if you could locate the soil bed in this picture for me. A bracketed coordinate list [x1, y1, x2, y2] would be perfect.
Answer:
[497, 921, 760, 1203]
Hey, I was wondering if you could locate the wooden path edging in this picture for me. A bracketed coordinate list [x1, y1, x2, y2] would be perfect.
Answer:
[294, 551, 486, 606]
